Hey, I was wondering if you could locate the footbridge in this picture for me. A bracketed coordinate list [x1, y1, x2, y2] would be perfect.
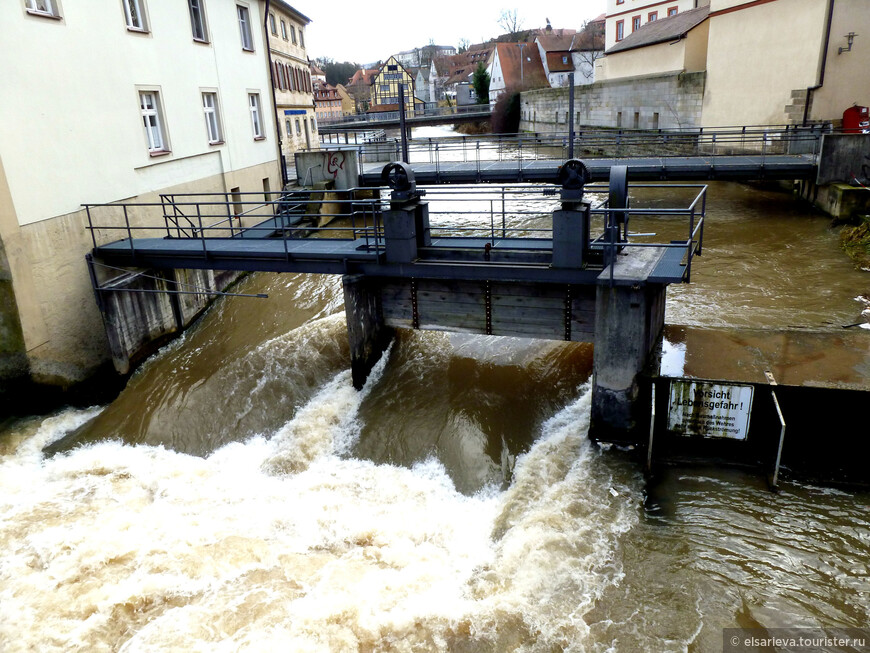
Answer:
[85, 161, 705, 441]
[313, 125, 823, 185]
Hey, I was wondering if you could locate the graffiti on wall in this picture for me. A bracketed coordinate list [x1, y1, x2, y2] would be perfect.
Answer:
[325, 151, 346, 179]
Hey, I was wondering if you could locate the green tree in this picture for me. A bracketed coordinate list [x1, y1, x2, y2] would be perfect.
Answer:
[315, 58, 361, 87]
[472, 62, 490, 105]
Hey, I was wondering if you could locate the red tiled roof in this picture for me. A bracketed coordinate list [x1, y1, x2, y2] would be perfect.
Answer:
[493, 42, 549, 90]
[606, 5, 709, 54]
[347, 68, 379, 86]
[536, 32, 575, 52]
[546, 51, 574, 73]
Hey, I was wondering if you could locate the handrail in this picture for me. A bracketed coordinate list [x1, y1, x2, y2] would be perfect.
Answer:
[342, 126, 830, 168]
[84, 182, 705, 281]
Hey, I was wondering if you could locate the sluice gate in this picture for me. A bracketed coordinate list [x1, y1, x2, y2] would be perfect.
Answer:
[85, 160, 705, 441]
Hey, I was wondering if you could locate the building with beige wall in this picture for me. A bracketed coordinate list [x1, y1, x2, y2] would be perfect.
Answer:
[604, 0, 705, 51]
[599, 5, 709, 81]
[595, 0, 869, 128]
[701, 0, 870, 126]
[0, 0, 283, 389]
[267, 0, 317, 157]
[335, 84, 356, 116]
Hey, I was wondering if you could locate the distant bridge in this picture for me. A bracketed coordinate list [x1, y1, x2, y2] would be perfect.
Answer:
[319, 126, 825, 185]
[318, 106, 492, 133]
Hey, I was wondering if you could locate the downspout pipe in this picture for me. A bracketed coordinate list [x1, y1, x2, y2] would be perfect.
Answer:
[803, 0, 835, 126]
[264, 0, 289, 186]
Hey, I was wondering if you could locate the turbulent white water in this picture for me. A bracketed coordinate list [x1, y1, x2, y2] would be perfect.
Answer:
[0, 374, 638, 652]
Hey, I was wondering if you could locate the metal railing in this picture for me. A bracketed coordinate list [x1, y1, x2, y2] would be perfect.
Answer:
[85, 182, 705, 284]
[416, 182, 705, 283]
[315, 123, 830, 167]
[84, 189, 390, 260]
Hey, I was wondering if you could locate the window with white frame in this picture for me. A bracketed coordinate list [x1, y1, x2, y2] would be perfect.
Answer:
[237, 4, 253, 51]
[188, 0, 208, 41]
[25, 0, 60, 17]
[202, 92, 223, 144]
[280, 20, 287, 40]
[139, 90, 168, 153]
[248, 93, 264, 138]
[268, 12, 276, 35]
[122, 0, 147, 30]
[285, 119, 292, 137]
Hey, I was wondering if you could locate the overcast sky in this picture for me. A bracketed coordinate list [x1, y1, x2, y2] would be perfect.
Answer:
[304, 0, 608, 65]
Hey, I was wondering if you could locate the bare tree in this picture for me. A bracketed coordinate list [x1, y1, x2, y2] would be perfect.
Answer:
[498, 9, 524, 36]
[573, 19, 605, 82]
[458, 37, 470, 53]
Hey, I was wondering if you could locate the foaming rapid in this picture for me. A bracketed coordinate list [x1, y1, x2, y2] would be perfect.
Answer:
[0, 375, 638, 652]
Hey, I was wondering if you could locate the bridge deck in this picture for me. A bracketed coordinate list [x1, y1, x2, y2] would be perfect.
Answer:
[360, 155, 815, 184]
[94, 227, 689, 285]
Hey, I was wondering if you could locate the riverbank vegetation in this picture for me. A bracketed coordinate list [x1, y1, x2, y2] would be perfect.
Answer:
[840, 215, 870, 270]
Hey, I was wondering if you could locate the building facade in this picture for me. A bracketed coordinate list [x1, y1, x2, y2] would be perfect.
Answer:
[313, 80, 343, 122]
[267, 1, 317, 155]
[701, 0, 869, 127]
[488, 42, 549, 105]
[604, 0, 705, 51]
[369, 57, 416, 116]
[0, 0, 282, 389]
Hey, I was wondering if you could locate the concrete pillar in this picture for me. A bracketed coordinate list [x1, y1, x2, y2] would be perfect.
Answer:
[342, 274, 394, 390]
[591, 282, 666, 442]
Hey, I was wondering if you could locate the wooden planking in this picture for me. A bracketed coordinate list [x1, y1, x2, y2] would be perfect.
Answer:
[378, 277, 598, 341]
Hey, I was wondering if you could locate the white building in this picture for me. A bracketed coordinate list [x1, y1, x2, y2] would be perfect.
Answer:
[0, 0, 282, 388]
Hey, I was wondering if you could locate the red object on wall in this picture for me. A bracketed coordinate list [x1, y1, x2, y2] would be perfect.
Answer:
[843, 105, 869, 133]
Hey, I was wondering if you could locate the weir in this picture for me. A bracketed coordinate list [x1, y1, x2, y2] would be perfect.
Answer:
[86, 160, 704, 441]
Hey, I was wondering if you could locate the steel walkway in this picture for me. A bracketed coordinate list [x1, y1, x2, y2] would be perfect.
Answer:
[94, 231, 691, 285]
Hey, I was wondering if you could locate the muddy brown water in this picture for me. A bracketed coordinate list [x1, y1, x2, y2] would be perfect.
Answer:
[1, 181, 868, 651]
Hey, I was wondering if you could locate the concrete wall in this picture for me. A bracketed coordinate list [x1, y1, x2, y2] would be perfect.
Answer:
[295, 150, 361, 189]
[816, 134, 870, 185]
[520, 71, 706, 133]
[96, 266, 242, 375]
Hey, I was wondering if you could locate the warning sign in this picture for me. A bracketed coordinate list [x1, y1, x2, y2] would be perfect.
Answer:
[667, 381, 754, 440]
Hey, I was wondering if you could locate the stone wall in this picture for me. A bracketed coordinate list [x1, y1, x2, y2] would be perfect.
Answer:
[519, 72, 706, 134]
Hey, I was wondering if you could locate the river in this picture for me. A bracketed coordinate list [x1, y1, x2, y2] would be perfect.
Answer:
[1, 174, 869, 651]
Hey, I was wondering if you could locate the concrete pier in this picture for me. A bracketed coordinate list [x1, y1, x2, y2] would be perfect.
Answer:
[342, 274, 394, 390]
[591, 274, 666, 441]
